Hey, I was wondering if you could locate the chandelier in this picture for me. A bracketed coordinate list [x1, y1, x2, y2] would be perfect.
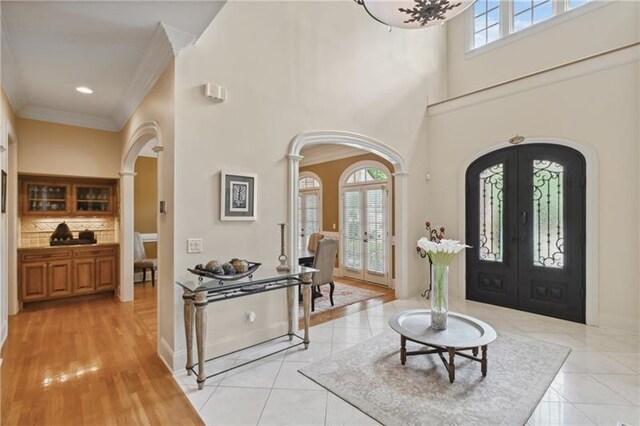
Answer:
[354, 0, 476, 29]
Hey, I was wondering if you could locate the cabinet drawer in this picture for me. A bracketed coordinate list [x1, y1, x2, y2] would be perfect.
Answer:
[73, 246, 117, 258]
[20, 250, 72, 262]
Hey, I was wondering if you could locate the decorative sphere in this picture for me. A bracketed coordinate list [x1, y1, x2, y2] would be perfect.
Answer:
[222, 262, 236, 275]
[232, 259, 249, 273]
[205, 260, 222, 271]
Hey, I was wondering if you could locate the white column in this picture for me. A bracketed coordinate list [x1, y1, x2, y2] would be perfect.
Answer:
[287, 154, 303, 329]
[119, 171, 136, 302]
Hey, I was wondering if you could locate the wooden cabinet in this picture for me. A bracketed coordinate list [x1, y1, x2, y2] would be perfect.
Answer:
[20, 175, 117, 217]
[19, 245, 119, 304]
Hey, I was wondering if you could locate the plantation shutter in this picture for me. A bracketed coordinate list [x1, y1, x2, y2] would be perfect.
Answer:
[365, 187, 386, 275]
[343, 189, 362, 270]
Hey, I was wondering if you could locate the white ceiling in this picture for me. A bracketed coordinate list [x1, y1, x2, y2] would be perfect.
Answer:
[2, 1, 226, 131]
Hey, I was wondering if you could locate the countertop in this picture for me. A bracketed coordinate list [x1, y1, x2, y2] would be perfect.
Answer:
[18, 242, 120, 251]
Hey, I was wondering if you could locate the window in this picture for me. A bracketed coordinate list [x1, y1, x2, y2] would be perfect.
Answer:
[298, 173, 322, 250]
[473, 0, 501, 48]
[345, 167, 388, 184]
[471, 0, 592, 49]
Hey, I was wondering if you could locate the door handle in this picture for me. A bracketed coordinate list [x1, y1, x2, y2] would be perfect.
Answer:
[520, 211, 528, 225]
[363, 232, 368, 243]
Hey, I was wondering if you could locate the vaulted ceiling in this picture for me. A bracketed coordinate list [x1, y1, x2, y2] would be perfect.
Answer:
[2, 1, 226, 131]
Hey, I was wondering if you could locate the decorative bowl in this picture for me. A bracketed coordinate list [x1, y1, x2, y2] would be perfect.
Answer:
[189, 261, 262, 282]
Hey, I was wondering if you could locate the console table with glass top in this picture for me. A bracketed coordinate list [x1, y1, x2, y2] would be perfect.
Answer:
[176, 265, 317, 389]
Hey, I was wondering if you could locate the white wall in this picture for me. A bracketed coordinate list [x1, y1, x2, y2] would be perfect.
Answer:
[170, 0, 447, 369]
[428, 1, 640, 332]
[446, 1, 640, 97]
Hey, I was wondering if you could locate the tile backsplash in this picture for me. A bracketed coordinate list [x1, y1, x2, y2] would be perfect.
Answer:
[20, 217, 119, 248]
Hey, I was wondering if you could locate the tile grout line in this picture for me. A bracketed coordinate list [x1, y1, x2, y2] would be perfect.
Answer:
[255, 356, 286, 425]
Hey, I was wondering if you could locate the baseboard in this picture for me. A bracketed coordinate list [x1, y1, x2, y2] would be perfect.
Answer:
[170, 321, 289, 373]
[159, 337, 177, 371]
[1, 321, 7, 350]
[333, 267, 341, 277]
[599, 313, 640, 335]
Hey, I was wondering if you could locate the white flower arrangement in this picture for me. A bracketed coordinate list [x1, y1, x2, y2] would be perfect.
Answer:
[417, 238, 470, 266]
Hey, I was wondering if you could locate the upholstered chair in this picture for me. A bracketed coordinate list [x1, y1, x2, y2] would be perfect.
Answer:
[307, 232, 325, 252]
[134, 232, 157, 287]
[311, 238, 338, 312]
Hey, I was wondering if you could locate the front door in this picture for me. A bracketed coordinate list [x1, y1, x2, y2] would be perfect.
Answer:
[466, 144, 586, 323]
[342, 185, 389, 285]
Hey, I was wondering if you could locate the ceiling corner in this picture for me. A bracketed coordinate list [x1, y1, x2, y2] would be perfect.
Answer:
[1, 15, 28, 112]
[160, 22, 197, 57]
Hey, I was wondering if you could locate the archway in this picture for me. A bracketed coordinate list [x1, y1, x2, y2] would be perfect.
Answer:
[288, 131, 410, 299]
[457, 137, 599, 326]
[120, 121, 163, 304]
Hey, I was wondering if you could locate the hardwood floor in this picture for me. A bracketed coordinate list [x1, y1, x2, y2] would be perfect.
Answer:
[303, 277, 396, 328]
[1, 284, 202, 426]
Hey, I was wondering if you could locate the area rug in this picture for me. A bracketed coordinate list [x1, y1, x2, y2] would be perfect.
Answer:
[300, 331, 570, 425]
[298, 282, 384, 315]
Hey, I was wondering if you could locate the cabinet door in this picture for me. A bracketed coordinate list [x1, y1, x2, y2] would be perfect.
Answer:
[95, 256, 117, 291]
[74, 184, 114, 215]
[21, 180, 71, 216]
[48, 260, 73, 298]
[73, 259, 96, 294]
[20, 261, 49, 301]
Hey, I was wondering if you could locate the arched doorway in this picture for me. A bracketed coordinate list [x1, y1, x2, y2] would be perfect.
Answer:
[465, 143, 586, 323]
[288, 131, 410, 298]
[120, 121, 163, 304]
[339, 160, 393, 286]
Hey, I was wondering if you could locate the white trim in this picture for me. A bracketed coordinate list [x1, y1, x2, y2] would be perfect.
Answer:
[160, 22, 197, 57]
[339, 160, 392, 286]
[140, 233, 158, 243]
[457, 137, 599, 326]
[465, 0, 613, 59]
[288, 131, 409, 299]
[19, 105, 119, 132]
[429, 42, 639, 115]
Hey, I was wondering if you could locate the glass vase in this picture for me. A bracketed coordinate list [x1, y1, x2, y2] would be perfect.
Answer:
[430, 264, 449, 330]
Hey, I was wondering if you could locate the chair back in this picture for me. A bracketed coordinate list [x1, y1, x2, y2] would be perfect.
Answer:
[312, 238, 338, 286]
[307, 233, 325, 252]
[134, 232, 147, 262]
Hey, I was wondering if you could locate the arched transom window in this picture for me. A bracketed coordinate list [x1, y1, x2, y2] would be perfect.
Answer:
[298, 172, 322, 250]
[299, 176, 321, 190]
[345, 167, 388, 185]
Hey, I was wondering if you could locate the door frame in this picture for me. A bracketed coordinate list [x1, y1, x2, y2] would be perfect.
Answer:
[458, 137, 599, 326]
[338, 160, 392, 286]
[288, 131, 409, 299]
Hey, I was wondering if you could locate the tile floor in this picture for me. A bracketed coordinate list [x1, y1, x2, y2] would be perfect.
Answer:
[174, 296, 640, 425]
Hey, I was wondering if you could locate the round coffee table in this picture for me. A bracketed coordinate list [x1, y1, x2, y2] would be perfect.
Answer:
[388, 309, 497, 383]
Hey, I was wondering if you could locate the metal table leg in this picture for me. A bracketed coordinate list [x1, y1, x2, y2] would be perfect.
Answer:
[194, 290, 208, 389]
[182, 289, 195, 375]
[301, 273, 312, 349]
[287, 285, 295, 341]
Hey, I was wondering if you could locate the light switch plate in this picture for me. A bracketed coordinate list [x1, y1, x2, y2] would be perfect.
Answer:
[187, 238, 203, 253]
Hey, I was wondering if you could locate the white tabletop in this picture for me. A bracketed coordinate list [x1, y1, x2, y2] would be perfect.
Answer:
[389, 309, 497, 348]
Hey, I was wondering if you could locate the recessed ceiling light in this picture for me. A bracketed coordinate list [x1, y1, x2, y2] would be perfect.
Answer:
[76, 86, 93, 94]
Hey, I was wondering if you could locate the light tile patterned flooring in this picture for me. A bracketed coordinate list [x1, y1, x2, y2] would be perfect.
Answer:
[174, 296, 640, 425]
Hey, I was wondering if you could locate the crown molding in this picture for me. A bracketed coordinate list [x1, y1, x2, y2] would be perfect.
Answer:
[110, 23, 176, 129]
[1, 15, 28, 112]
[161, 22, 197, 56]
[20, 105, 119, 131]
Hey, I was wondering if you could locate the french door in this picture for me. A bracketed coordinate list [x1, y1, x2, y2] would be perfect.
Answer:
[466, 144, 586, 323]
[342, 184, 388, 285]
[298, 190, 320, 250]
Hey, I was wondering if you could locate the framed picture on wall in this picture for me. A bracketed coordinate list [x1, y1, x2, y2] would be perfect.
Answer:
[220, 171, 257, 221]
[1, 170, 6, 214]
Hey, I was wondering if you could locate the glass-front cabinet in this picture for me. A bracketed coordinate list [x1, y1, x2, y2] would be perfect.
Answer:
[24, 181, 71, 215]
[75, 184, 114, 215]
[20, 176, 117, 217]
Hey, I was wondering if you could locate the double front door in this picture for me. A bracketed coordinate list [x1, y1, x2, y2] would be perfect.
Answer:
[466, 144, 586, 323]
[342, 184, 388, 285]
